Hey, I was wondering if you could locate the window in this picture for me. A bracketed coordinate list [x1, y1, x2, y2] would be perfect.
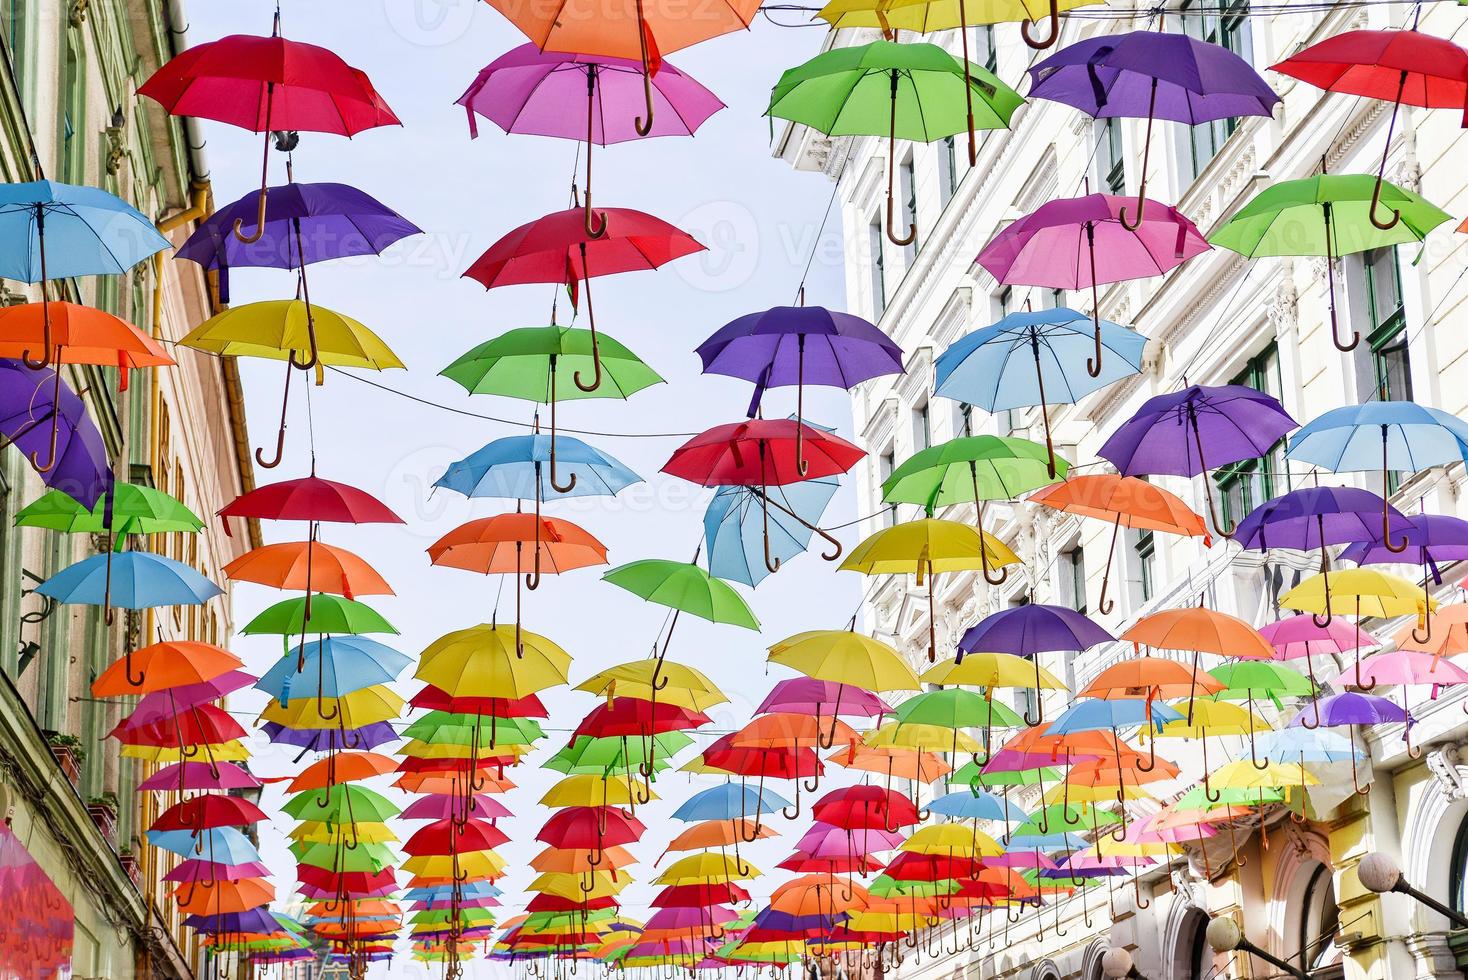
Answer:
[1450, 814, 1468, 915]
[996, 285, 1013, 319]
[1299, 864, 1341, 972]
[1097, 118, 1126, 195]
[913, 401, 931, 451]
[1180, 0, 1252, 180]
[879, 451, 897, 526]
[939, 136, 958, 207]
[1363, 246, 1410, 402]
[1215, 343, 1289, 528]
[1042, 287, 1065, 310]
[975, 25, 997, 73]
[868, 217, 885, 317]
[1135, 530, 1155, 603]
[1063, 547, 1086, 614]
[60, 33, 83, 183]
[899, 154, 917, 259]
[1184, 910, 1211, 979]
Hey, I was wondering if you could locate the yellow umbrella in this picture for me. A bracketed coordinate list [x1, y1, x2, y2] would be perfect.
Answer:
[289, 821, 398, 844]
[840, 518, 1019, 661]
[121, 741, 250, 763]
[260, 684, 404, 729]
[1210, 760, 1318, 790]
[1043, 783, 1155, 805]
[815, 0, 1101, 56]
[540, 774, 657, 808]
[654, 853, 760, 885]
[417, 624, 571, 699]
[1281, 567, 1433, 687]
[865, 721, 981, 754]
[180, 299, 404, 468]
[768, 630, 921, 692]
[530, 872, 629, 901]
[575, 660, 727, 712]
[1157, 698, 1271, 804]
[922, 652, 1065, 689]
[900, 824, 1003, 857]
[402, 850, 507, 879]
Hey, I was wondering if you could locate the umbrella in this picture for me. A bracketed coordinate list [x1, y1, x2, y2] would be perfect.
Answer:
[139, 17, 399, 245]
[243, 594, 397, 638]
[458, 44, 722, 235]
[0, 301, 172, 390]
[1028, 30, 1278, 228]
[603, 558, 759, 665]
[1288, 402, 1468, 557]
[696, 305, 903, 473]
[91, 640, 242, 697]
[463, 207, 703, 390]
[841, 518, 1020, 661]
[704, 476, 839, 587]
[768, 630, 920, 750]
[664, 420, 864, 572]
[768, 40, 1022, 244]
[180, 300, 405, 468]
[288, 752, 399, 793]
[0, 179, 170, 370]
[977, 193, 1208, 376]
[956, 603, 1113, 723]
[256, 636, 410, 710]
[1029, 474, 1208, 613]
[1097, 383, 1297, 534]
[0, 359, 110, 501]
[1272, 27, 1468, 230]
[934, 309, 1145, 475]
[442, 325, 662, 490]
[437, 431, 641, 515]
[1280, 567, 1435, 687]
[36, 551, 220, 610]
[1209, 173, 1451, 350]
[1260, 613, 1377, 692]
[225, 540, 391, 605]
[1121, 605, 1272, 725]
[416, 625, 571, 701]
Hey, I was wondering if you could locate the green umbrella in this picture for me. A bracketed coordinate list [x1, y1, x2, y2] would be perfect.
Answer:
[1207, 662, 1315, 704]
[291, 840, 395, 873]
[952, 760, 1060, 788]
[282, 784, 400, 824]
[401, 712, 545, 746]
[882, 435, 1064, 584]
[1175, 783, 1285, 810]
[892, 688, 1025, 731]
[767, 40, 1022, 246]
[545, 732, 692, 775]
[1209, 173, 1451, 353]
[603, 559, 759, 683]
[242, 594, 398, 638]
[441, 324, 662, 490]
[868, 875, 959, 897]
[1011, 803, 1119, 837]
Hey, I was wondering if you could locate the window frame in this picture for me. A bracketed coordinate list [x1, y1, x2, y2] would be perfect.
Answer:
[1214, 343, 1289, 528]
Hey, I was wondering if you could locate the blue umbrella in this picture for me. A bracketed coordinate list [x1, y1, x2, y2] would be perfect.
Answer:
[0, 180, 171, 369]
[1255, 727, 1361, 765]
[255, 635, 410, 713]
[934, 308, 1147, 477]
[1287, 401, 1468, 552]
[1047, 698, 1181, 735]
[704, 475, 839, 587]
[147, 826, 263, 865]
[671, 783, 791, 822]
[1004, 830, 1087, 851]
[928, 789, 1026, 823]
[35, 551, 222, 609]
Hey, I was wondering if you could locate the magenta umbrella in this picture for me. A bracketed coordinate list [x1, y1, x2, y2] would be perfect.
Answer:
[1259, 613, 1376, 689]
[976, 193, 1209, 377]
[139, 761, 261, 792]
[458, 43, 723, 237]
[400, 794, 512, 821]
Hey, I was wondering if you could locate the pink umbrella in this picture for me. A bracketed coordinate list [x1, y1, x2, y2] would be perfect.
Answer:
[138, 761, 261, 792]
[1260, 613, 1377, 688]
[1126, 812, 1215, 845]
[794, 823, 905, 856]
[1357, 650, 1468, 756]
[976, 193, 1209, 377]
[457, 44, 723, 237]
[400, 793, 512, 821]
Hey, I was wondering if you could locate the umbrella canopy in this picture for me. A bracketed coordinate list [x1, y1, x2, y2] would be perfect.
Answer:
[957, 603, 1113, 722]
[882, 436, 1064, 519]
[36, 552, 221, 609]
[705, 477, 840, 587]
[224, 540, 392, 599]
[0, 302, 172, 383]
[436, 433, 642, 504]
[603, 559, 759, 630]
[0, 359, 112, 505]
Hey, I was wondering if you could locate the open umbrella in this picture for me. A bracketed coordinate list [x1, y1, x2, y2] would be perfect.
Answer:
[768, 40, 1022, 244]
[705, 477, 840, 587]
[0, 301, 172, 393]
[957, 604, 1113, 723]
[1280, 567, 1434, 688]
[1121, 605, 1272, 725]
[0, 359, 110, 500]
[603, 559, 759, 680]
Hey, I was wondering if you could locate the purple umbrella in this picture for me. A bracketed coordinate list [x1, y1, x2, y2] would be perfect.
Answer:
[400, 793, 512, 821]
[133, 671, 255, 715]
[185, 908, 280, 935]
[457, 43, 723, 237]
[177, 181, 420, 303]
[164, 859, 273, 883]
[0, 358, 111, 506]
[956, 603, 1114, 724]
[1341, 514, 1468, 645]
[261, 720, 399, 751]
[976, 194, 1209, 377]
[1097, 384, 1297, 535]
[698, 305, 903, 483]
[1028, 31, 1278, 229]
[756, 678, 890, 719]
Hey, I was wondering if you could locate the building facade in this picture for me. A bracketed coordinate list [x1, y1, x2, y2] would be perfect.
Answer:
[779, 1, 1468, 978]
[0, 2, 255, 978]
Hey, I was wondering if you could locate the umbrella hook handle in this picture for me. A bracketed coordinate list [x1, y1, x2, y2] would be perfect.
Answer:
[124, 648, 146, 688]
[1021, 0, 1060, 48]
[1381, 438, 1410, 553]
[1369, 77, 1407, 232]
[634, 7, 656, 137]
[28, 365, 63, 474]
[1117, 80, 1158, 232]
[255, 359, 292, 469]
[885, 70, 916, 247]
[1136, 733, 1157, 772]
[1354, 655, 1379, 693]
[1368, 174, 1402, 231]
[288, 305, 321, 372]
[233, 120, 274, 245]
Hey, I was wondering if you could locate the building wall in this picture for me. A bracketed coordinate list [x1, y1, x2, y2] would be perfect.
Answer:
[0, 1, 255, 977]
[779, 1, 1468, 977]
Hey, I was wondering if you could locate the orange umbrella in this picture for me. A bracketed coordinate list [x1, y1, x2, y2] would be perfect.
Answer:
[826, 743, 951, 782]
[306, 899, 401, 918]
[529, 845, 636, 872]
[224, 540, 393, 598]
[732, 713, 857, 748]
[171, 877, 275, 914]
[662, 819, 775, 854]
[1078, 657, 1225, 701]
[91, 640, 242, 696]
[1395, 604, 1468, 660]
[287, 751, 398, 793]
[393, 772, 516, 796]
[770, 875, 870, 916]
[0, 301, 173, 384]
[1030, 474, 1209, 613]
[1121, 606, 1273, 724]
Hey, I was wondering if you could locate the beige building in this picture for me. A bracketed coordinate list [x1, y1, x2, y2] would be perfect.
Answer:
[0, 1, 256, 977]
[779, 1, 1468, 977]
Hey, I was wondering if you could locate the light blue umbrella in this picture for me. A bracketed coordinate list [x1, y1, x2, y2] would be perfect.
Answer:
[934, 308, 1148, 476]
[704, 475, 839, 587]
[1287, 401, 1468, 552]
[146, 827, 262, 865]
[1255, 727, 1362, 765]
[35, 551, 222, 608]
[1003, 830, 1087, 851]
[1048, 698, 1181, 735]
[928, 789, 1026, 823]
[255, 635, 411, 707]
[436, 433, 641, 501]
[671, 782, 790, 822]
[404, 882, 501, 902]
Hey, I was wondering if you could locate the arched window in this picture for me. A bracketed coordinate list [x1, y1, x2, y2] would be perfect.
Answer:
[1184, 910, 1210, 979]
[1450, 811, 1468, 915]
[1299, 863, 1342, 974]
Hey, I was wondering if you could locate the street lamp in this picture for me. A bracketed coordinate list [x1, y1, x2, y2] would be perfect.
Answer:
[1100, 947, 1149, 980]
[1205, 917, 1311, 980]
[1358, 851, 1468, 930]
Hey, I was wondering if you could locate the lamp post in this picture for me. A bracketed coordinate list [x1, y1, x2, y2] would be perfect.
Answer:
[1358, 851, 1468, 930]
[1205, 917, 1312, 980]
[1100, 947, 1150, 980]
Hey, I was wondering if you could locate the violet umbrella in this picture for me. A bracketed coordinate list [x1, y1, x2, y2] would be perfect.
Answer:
[1341, 514, 1468, 645]
[1027, 30, 1278, 230]
[1097, 383, 1297, 536]
[697, 304, 904, 480]
[0, 359, 111, 506]
[976, 193, 1209, 377]
[1288, 690, 1406, 794]
[457, 44, 723, 237]
[956, 603, 1115, 724]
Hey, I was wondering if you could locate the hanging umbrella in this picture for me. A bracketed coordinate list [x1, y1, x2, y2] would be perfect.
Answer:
[841, 519, 1020, 661]
[603, 559, 760, 665]
[225, 540, 392, 602]
[139, 18, 399, 245]
[1121, 605, 1272, 725]
[664, 420, 864, 572]
[458, 44, 722, 235]
[0, 302, 172, 391]
[256, 636, 410, 712]
[1210, 173, 1450, 351]
[704, 477, 840, 587]
[0, 359, 111, 501]
[437, 431, 641, 508]
[977, 193, 1208, 377]
[242, 594, 397, 639]
[416, 625, 571, 701]
[1259, 613, 1377, 691]
[1272, 27, 1468, 230]
[1028, 30, 1278, 228]
[288, 752, 399, 794]
[1289, 692, 1407, 790]
[934, 310, 1145, 476]
[1097, 383, 1297, 534]
[1287, 402, 1468, 554]
[1029, 474, 1208, 614]
[463, 207, 702, 391]
[1280, 567, 1435, 687]
[92, 639, 242, 697]
[1341, 513, 1468, 637]
[36, 551, 220, 610]
[1234, 485, 1414, 585]
[180, 300, 405, 468]
[957, 603, 1113, 723]
[768, 40, 1022, 244]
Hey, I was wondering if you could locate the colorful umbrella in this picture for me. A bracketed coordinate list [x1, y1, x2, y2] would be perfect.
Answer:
[704, 476, 840, 587]
[956, 603, 1113, 722]
[0, 359, 111, 500]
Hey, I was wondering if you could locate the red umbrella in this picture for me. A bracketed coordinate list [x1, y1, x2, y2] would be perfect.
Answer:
[664, 419, 865, 572]
[402, 819, 510, 857]
[463, 207, 703, 391]
[536, 806, 646, 865]
[1272, 27, 1468, 229]
[812, 786, 921, 833]
[650, 882, 751, 907]
[218, 473, 402, 528]
[883, 852, 983, 881]
[526, 893, 619, 913]
[572, 699, 709, 739]
[297, 865, 397, 896]
[408, 688, 548, 718]
[150, 794, 267, 832]
[139, 15, 399, 250]
[777, 854, 884, 874]
[110, 702, 246, 747]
